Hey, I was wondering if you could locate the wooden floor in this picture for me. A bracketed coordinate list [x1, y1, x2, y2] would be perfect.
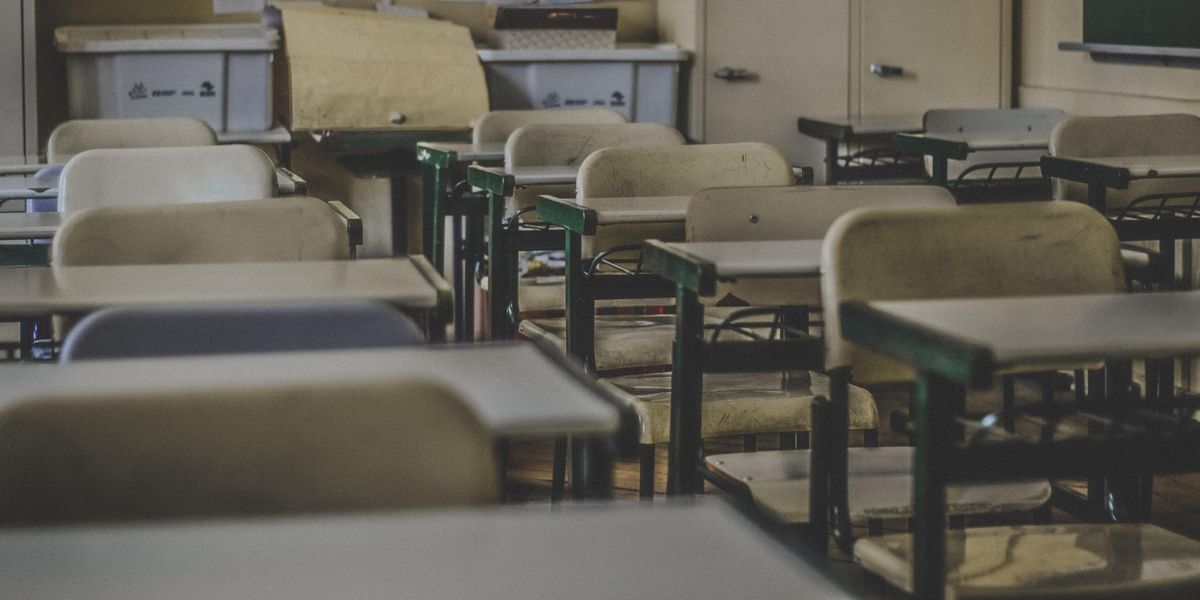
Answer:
[505, 374, 1200, 597]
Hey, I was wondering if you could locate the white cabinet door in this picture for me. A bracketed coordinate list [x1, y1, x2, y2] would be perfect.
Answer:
[702, 0, 849, 170]
[855, 0, 1010, 116]
[0, 0, 35, 158]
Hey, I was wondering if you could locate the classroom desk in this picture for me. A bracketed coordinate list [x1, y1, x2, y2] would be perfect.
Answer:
[0, 258, 453, 341]
[840, 291, 1200, 600]
[797, 115, 923, 184]
[468, 164, 579, 339]
[0, 173, 56, 202]
[416, 141, 505, 341]
[537, 195, 691, 368]
[307, 127, 471, 256]
[0, 501, 855, 600]
[642, 239, 826, 495]
[894, 130, 1049, 186]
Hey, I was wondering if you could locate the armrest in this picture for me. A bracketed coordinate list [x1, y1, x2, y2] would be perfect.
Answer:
[536, 195, 597, 235]
[326, 200, 363, 258]
[275, 167, 308, 196]
[467, 164, 514, 197]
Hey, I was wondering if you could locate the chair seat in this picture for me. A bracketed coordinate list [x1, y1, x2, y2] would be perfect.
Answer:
[600, 371, 879, 445]
[705, 447, 1049, 524]
[854, 523, 1200, 599]
[520, 314, 711, 372]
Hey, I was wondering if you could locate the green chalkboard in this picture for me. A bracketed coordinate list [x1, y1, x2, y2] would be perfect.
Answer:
[1084, 0, 1200, 49]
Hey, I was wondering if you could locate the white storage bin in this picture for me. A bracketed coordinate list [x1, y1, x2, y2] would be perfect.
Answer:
[477, 46, 689, 127]
[56, 24, 279, 133]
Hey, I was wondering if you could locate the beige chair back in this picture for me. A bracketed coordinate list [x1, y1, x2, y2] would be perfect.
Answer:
[580, 142, 794, 254]
[47, 117, 218, 164]
[54, 197, 350, 267]
[822, 201, 1125, 384]
[472, 107, 627, 146]
[687, 185, 955, 307]
[0, 377, 499, 526]
[506, 122, 685, 215]
[1050, 114, 1200, 207]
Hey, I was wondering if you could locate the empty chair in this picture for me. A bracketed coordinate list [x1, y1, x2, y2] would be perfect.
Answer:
[1050, 113, 1200, 208]
[53, 196, 353, 267]
[923, 107, 1063, 185]
[57, 145, 276, 217]
[46, 117, 218, 164]
[471, 107, 627, 147]
[60, 301, 424, 362]
[0, 377, 499, 526]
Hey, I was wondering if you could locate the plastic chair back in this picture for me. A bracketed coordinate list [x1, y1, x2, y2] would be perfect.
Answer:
[58, 145, 275, 217]
[53, 197, 349, 267]
[60, 301, 424, 361]
[822, 201, 1126, 384]
[46, 117, 218, 163]
[0, 377, 499, 525]
[472, 107, 626, 146]
[1050, 113, 1200, 207]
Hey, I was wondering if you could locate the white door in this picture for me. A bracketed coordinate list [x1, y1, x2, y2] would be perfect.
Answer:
[702, 0, 850, 170]
[0, 0, 35, 158]
[855, 0, 1010, 116]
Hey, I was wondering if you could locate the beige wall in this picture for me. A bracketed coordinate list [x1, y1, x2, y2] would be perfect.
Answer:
[1019, 0, 1200, 115]
[34, 0, 657, 147]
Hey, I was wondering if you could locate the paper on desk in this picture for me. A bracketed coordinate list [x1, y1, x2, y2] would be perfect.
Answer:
[277, 2, 488, 129]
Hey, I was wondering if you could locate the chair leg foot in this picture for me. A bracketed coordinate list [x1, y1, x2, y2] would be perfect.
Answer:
[551, 437, 567, 502]
[639, 444, 656, 499]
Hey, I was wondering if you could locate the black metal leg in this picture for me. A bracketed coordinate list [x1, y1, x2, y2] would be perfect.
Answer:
[390, 176, 407, 256]
[571, 435, 614, 500]
[551, 436, 567, 503]
[932, 156, 949, 187]
[486, 192, 510, 340]
[828, 367, 854, 554]
[453, 214, 467, 342]
[778, 433, 796, 451]
[912, 372, 960, 600]
[825, 139, 840, 184]
[1002, 375, 1016, 432]
[667, 286, 705, 496]
[564, 231, 596, 370]
[463, 211, 483, 341]
[640, 444, 656, 500]
[808, 395, 832, 555]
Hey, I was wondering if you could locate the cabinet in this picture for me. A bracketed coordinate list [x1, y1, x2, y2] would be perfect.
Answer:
[0, 0, 37, 158]
[696, 0, 1011, 180]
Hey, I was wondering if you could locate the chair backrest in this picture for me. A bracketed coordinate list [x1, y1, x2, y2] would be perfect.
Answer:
[54, 197, 350, 267]
[822, 201, 1125, 384]
[578, 142, 794, 199]
[47, 117, 218, 164]
[58, 145, 276, 217]
[472, 107, 627, 146]
[1049, 114, 1200, 205]
[923, 108, 1065, 181]
[580, 143, 795, 254]
[506, 122, 684, 170]
[686, 185, 956, 307]
[0, 377, 499, 526]
[60, 301, 424, 362]
[687, 185, 956, 242]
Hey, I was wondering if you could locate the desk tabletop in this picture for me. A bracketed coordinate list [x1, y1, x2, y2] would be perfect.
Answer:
[842, 291, 1200, 387]
[0, 342, 617, 437]
[0, 211, 60, 240]
[798, 114, 923, 140]
[0, 501, 852, 600]
[1074, 155, 1200, 179]
[307, 127, 471, 153]
[0, 258, 445, 318]
[644, 239, 823, 296]
[418, 141, 505, 163]
[0, 173, 56, 201]
[896, 131, 1048, 157]
[511, 165, 579, 186]
[587, 195, 692, 224]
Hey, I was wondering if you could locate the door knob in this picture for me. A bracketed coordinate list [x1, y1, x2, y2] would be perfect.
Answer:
[713, 67, 754, 81]
[869, 63, 904, 78]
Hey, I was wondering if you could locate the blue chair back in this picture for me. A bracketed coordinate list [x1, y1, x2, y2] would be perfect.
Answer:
[60, 301, 425, 361]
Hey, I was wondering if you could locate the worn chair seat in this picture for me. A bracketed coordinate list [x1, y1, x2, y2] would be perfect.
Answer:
[521, 314, 717, 372]
[599, 371, 879, 446]
[854, 524, 1200, 599]
[706, 447, 1049, 524]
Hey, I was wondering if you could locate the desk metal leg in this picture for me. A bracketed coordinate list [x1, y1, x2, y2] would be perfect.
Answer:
[912, 371, 959, 600]
[571, 435, 615, 500]
[390, 176, 408, 256]
[464, 211, 482, 341]
[932, 156, 949, 187]
[564, 231, 596, 371]
[421, 162, 443, 266]
[486, 193, 513, 340]
[667, 287, 705, 496]
[825, 139, 840, 185]
[453, 213, 467, 342]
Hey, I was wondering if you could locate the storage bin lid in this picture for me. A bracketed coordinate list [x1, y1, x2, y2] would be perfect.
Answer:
[478, 44, 689, 63]
[56, 24, 279, 53]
